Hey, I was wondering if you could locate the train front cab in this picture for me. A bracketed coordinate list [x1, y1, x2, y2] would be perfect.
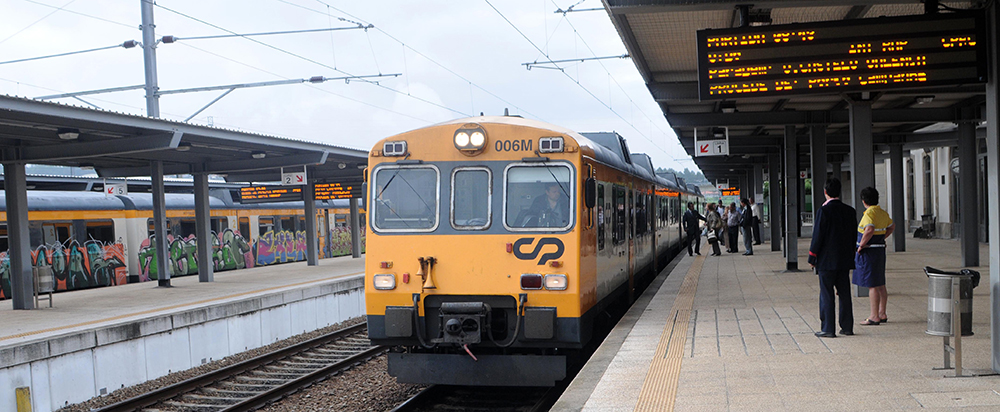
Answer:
[365, 118, 602, 386]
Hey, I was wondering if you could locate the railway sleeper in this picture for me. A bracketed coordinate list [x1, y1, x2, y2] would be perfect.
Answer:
[263, 365, 323, 374]
[292, 353, 344, 362]
[249, 371, 306, 380]
[161, 400, 224, 411]
[198, 388, 256, 399]
[218, 381, 276, 392]
[274, 360, 329, 368]
[313, 347, 368, 355]
[234, 376, 290, 385]
[179, 393, 242, 405]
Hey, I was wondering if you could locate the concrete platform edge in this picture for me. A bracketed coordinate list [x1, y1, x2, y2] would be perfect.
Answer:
[551, 252, 693, 412]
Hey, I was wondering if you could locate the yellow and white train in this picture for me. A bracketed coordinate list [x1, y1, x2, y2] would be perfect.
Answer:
[364, 116, 701, 386]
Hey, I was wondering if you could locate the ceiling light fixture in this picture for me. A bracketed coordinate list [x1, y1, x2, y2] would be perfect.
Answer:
[176, 142, 192, 152]
[338, 162, 347, 169]
[915, 95, 935, 105]
[57, 128, 80, 140]
[251, 151, 266, 159]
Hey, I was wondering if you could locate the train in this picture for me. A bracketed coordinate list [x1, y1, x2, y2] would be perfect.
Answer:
[0, 189, 366, 300]
[364, 116, 703, 386]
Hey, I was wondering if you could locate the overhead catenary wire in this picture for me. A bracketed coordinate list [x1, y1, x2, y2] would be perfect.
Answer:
[2, 0, 78, 45]
[154, 2, 470, 117]
[485, 0, 694, 165]
[280, 0, 544, 121]
[19, 0, 134, 29]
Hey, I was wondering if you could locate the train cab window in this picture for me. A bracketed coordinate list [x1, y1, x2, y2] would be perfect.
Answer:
[597, 185, 605, 251]
[504, 165, 573, 230]
[372, 166, 439, 231]
[451, 168, 491, 230]
[86, 221, 115, 243]
[612, 186, 626, 245]
[239, 217, 250, 238]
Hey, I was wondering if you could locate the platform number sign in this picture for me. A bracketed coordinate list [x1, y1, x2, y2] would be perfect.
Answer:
[105, 182, 127, 196]
[281, 169, 307, 186]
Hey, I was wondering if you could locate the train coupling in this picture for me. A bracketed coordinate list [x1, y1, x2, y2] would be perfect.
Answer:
[432, 302, 490, 345]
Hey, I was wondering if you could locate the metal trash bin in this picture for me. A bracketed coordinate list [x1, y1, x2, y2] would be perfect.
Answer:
[924, 266, 980, 377]
[33, 264, 55, 308]
[924, 266, 978, 336]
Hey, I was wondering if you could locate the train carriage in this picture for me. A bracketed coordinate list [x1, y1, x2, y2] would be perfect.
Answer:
[364, 116, 701, 386]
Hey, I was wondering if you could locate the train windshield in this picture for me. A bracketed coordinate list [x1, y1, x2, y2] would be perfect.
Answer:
[505, 165, 573, 230]
[372, 166, 439, 231]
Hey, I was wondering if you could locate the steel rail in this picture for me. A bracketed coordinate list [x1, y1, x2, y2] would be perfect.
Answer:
[96, 322, 371, 412]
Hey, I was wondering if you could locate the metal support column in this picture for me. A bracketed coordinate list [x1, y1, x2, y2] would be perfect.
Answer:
[849, 98, 875, 221]
[958, 107, 979, 267]
[986, 0, 1000, 373]
[769, 152, 782, 251]
[194, 174, 213, 282]
[151, 161, 171, 286]
[890, 144, 906, 252]
[349, 198, 362, 258]
[305, 183, 319, 266]
[4, 163, 34, 309]
[831, 157, 844, 194]
[754, 164, 764, 201]
[810, 126, 827, 221]
[140, 0, 160, 117]
[784, 125, 798, 270]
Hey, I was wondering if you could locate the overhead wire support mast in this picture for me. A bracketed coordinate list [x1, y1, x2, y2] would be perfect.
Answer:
[522, 54, 629, 71]
[553, 7, 604, 14]
[158, 25, 373, 44]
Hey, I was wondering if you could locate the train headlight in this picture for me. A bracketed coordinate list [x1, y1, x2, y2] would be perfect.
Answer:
[544, 274, 568, 290]
[383, 141, 407, 157]
[373, 274, 396, 290]
[520, 274, 543, 290]
[454, 123, 487, 155]
[539, 137, 564, 153]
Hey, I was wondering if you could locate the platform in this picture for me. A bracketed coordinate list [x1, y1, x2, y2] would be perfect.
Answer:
[0, 255, 365, 412]
[554, 237, 1000, 411]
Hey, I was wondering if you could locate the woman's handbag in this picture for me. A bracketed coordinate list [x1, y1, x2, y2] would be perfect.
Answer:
[707, 230, 718, 243]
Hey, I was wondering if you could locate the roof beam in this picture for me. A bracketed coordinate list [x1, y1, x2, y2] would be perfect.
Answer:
[649, 82, 699, 101]
[13, 132, 182, 163]
[606, 0, 923, 14]
[98, 151, 329, 177]
[667, 107, 963, 127]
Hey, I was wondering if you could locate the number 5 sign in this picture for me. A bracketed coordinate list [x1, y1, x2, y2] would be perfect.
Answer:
[106, 182, 127, 196]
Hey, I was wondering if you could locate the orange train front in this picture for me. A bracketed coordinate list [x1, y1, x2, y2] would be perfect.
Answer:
[364, 116, 700, 386]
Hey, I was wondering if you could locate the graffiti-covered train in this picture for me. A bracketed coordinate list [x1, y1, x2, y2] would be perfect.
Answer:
[364, 116, 702, 386]
[0, 190, 366, 300]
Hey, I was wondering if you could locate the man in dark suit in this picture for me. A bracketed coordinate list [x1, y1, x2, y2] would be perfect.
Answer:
[683, 202, 707, 256]
[808, 178, 857, 338]
[740, 198, 754, 255]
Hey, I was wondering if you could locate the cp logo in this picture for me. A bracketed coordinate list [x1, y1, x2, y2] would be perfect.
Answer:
[513, 237, 565, 265]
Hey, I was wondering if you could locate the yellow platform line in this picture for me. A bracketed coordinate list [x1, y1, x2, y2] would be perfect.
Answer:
[0, 271, 364, 342]
[634, 255, 705, 412]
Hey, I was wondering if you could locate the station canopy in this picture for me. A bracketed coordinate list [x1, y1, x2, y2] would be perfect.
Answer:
[0, 95, 367, 186]
[604, 0, 988, 182]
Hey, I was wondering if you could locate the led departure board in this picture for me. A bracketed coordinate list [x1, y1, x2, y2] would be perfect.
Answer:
[720, 187, 741, 197]
[696, 12, 987, 100]
[314, 182, 362, 200]
[240, 185, 303, 204]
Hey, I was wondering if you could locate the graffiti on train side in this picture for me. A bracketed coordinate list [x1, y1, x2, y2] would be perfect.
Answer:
[328, 226, 366, 256]
[138, 229, 258, 280]
[0, 240, 127, 300]
[255, 230, 307, 265]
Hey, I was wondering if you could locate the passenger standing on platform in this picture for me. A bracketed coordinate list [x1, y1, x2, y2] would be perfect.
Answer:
[705, 203, 723, 256]
[740, 198, 754, 255]
[855, 187, 895, 326]
[751, 199, 763, 245]
[808, 178, 857, 338]
[683, 202, 706, 256]
[717, 203, 727, 248]
[726, 203, 741, 253]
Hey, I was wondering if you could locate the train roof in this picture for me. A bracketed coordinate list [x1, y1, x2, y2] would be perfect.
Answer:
[0, 191, 359, 212]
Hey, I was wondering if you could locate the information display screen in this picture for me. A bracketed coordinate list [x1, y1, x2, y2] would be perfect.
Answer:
[720, 187, 741, 197]
[696, 12, 986, 100]
[314, 182, 362, 200]
[240, 185, 303, 204]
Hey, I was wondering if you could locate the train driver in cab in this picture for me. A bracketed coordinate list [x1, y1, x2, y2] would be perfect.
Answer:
[529, 182, 571, 228]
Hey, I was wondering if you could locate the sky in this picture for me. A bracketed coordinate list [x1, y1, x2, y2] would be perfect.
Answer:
[0, 0, 697, 172]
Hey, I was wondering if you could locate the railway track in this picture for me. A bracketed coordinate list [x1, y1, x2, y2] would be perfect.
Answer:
[97, 323, 385, 412]
[389, 385, 559, 412]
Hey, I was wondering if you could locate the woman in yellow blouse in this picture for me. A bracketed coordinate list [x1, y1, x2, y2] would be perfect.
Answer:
[854, 187, 895, 325]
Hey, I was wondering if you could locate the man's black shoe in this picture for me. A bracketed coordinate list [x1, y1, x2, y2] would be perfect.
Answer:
[696, 252, 701, 255]
[814, 331, 836, 338]
[839, 329, 854, 336]
[753, 242, 762, 245]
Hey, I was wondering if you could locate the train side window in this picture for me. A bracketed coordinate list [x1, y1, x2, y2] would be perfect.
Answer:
[635, 192, 646, 236]
[86, 220, 115, 243]
[451, 167, 491, 230]
[259, 217, 274, 237]
[0, 225, 7, 251]
[212, 217, 228, 234]
[239, 217, 250, 238]
[281, 217, 294, 232]
[613, 186, 625, 245]
[597, 184, 605, 251]
[147, 219, 171, 237]
[178, 219, 196, 238]
[628, 190, 634, 239]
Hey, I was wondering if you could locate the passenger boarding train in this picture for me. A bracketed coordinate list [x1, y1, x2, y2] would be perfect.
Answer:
[0, 191, 366, 301]
[364, 116, 702, 386]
